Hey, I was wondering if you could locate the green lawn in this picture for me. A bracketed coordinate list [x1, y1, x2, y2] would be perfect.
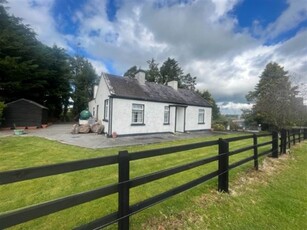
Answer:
[140, 141, 307, 230]
[0, 134, 280, 229]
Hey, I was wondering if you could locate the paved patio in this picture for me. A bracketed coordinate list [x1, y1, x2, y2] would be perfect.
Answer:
[0, 124, 221, 149]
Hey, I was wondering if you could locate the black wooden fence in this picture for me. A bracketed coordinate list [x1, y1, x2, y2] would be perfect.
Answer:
[0, 128, 306, 229]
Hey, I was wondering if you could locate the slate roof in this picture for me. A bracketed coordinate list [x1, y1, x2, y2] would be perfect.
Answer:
[103, 73, 212, 107]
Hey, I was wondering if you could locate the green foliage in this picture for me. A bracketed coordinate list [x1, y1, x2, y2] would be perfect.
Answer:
[145, 58, 160, 82]
[0, 3, 71, 119]
[124, 57, 197, 90]
[123, 65, 138, 78]
[246, 62, 301, 130]
[70, 56, 98, 116]
[212, 123, 225, 131]
[0, 3, 102, 119]
[0, 101, 5, 122]
[196, 90, 221, 120]
[241, 109, 259, 129]
[159, 57, 183, 84]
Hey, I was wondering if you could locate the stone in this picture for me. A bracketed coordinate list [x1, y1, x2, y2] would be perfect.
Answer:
[90, 123, 105, 134]
[79, 124, 90, 133]
[71, 124, 79, 134]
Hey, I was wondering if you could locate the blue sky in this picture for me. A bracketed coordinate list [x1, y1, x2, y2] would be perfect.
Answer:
[6, 0, 307, 114]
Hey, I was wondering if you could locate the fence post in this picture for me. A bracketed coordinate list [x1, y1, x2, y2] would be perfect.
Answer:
[304, 128, 307, 140]
[298, 129, 301, 143]
[280, 129, 287, 154]
[272, 131, 278, 158]
[118, 151, 130, 230]
[253, 134, 258, 170]
[293, 130, 296, 146]
[218, 138, 229, 193]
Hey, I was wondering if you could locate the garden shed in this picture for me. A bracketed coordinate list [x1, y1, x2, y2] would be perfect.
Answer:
[2, 98, 48, 128]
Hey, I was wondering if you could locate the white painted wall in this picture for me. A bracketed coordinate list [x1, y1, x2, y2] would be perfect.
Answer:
[111, 98, 212, 135]
[185, 106, 212, 131]
[112, 99, 174, 135]
[88, 76, 110, 133]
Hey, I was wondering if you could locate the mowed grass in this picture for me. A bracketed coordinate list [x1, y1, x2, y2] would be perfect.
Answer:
[140, 141, 307, 230]
[0, 133, 272, 229]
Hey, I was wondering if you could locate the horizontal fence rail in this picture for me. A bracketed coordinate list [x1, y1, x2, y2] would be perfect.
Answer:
[0, 128, 306, 229]
[0, 155, 118, 185]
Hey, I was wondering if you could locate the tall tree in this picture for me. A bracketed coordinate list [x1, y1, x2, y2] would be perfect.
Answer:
[123, 65, 138, 78]
[0, 2, 43, 102]
[196, 90, 220, 120]
[124, 57, 197, 90]
[44, 45, 72, 119]
[71, 56, 98, 116]
[181, 73, 197, 90]
[0, 101, 5, 122]
[0, 2, 71, 119]
[246, 62, 298, 130]
[159, 58, 183, 84]
[145, 58, 160, 82]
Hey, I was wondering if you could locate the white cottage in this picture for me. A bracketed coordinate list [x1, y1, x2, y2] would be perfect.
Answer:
[88, 71, 212, 137]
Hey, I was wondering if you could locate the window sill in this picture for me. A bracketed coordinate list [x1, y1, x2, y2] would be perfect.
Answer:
[131, 123, 145, 126]
[163, 123, 170, 125]
[103, 119, 109, 122]
[198, 122, 205, 124]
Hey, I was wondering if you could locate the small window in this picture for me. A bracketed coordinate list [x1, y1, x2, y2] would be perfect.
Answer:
[132, 104, 144, 124]
[198, 109, 205, 124]
[104, 99, 109, 120]
[93, 107, 95, 118]
[164, 106, 170, 124]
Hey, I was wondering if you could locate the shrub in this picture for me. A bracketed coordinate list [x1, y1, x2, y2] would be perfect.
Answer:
[0, 101, 5, 118]
[212, 123, 225, 131]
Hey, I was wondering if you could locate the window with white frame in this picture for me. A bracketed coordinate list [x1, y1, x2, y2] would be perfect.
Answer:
[164, 106, 170, 124]
[132, 104, 144, 124]
[104, 99, 109, 120]
[198, 109, 205, 124]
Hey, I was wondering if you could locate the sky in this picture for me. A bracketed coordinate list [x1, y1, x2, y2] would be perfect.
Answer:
[6, 0, 307, 114]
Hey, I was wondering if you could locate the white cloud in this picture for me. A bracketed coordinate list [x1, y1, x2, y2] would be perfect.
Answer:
[88, 58, 108, 75]
[217, 102, 253, 115]
[5, 0, 307, 106]
[264, 0, 307, 40]
[7, 0, 68, 48]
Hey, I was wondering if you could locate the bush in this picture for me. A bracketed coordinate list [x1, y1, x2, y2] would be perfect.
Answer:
[0, 101, 5, 117]
[212, 123, 225, 131]
[0, 102, 5, 125]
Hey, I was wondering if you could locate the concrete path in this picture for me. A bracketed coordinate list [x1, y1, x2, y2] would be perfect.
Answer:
[0, 124, 220, 149]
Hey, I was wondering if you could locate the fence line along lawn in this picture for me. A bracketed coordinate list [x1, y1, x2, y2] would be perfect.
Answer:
[0, 133, 271, 229]
[140, 141, 307, 230]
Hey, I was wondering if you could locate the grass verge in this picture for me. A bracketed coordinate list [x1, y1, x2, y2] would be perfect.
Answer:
[141, 141, 307, 230]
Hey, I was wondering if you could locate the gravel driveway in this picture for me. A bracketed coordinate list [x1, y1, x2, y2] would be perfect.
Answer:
[0, 124, 219, 149]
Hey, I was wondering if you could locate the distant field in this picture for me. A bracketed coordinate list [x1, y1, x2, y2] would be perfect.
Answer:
[0, 134, 292, 229]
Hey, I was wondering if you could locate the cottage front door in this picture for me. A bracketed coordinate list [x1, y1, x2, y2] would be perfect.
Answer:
[175, 107, 185, 132]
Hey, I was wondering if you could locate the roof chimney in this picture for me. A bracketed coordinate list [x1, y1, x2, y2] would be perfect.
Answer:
[135, 70, 146, 85]
[167, 80, 178, 90]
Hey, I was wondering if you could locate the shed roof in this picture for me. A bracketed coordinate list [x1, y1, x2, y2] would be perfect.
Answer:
[103, 73, 212, 107]
[6, 98, 48, 109]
